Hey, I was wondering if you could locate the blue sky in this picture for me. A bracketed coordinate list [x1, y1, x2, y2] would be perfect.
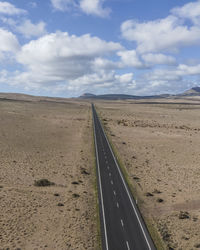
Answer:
[0, 0, 200, 97]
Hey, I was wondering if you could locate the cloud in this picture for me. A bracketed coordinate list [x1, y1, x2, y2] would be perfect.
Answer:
[51, 0, 76, 11]
[144, 68, 182, 82]
[121, 15, 200, 53]
[142, 53, 176, 65]
[51, 0, 110, 17]
[118, 1, 200, 96]
[0, 28, 19, 63]
[177, 64, 200, 76]
[16, 19, 47, 38]
[11, 31, 123, 93]
[117, 50, 144, 68]
[17, 31, 122, 65]
[92, 57, 120, 71]
[1, 17, 47, 38]
[171, 0, 200, 25]
[0, 2, 27, 15]
[0, 28, 19, 53]
[66, 71, 136, 95]
[80, 0, 110, 17]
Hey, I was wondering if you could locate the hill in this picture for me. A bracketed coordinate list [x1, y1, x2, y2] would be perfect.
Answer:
[180, 87, 200, 96]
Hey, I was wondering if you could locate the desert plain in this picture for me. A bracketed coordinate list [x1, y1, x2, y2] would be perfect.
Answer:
[1, 95, 200, 250]
[0, 97, 98, 250]
[96, 99, 200, 249]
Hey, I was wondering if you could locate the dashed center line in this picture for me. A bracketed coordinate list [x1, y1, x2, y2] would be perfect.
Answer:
[111, 180, 113, 185]
[126, 241, 130, 250]
[109, 173, 111, 177]
[120, 219, 124, 227]
[116, 202, 119, 208]
[113, 190, 116, 196]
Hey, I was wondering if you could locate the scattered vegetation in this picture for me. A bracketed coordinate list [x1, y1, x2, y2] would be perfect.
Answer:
[153, 189, 162, 194]
[34, 179, 55, 187]
[145, 192, 154, 197]
[81, 168, 90, 175]
[57, 203, 64, 206]
[72, 181, 79, 185]
[179, 211, 190, 219]
[157, 198, 164, 203]
[54, 193, 60, 196]
[72, 193, 80, 198]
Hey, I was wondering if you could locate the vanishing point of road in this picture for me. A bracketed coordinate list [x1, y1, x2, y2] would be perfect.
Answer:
[92, 104, 156, 250]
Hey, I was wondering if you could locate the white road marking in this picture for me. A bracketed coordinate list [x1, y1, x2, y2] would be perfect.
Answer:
[93, 111, 109, 250]
[105, 155, 107, 159]
[106, 160, 108, 164]
[109, 173, 111, 177]
[111, 180, 113, 185]
[117, 202, 119, 208]
[98, 112, 153, 250]
[113, 190, 116, 196]
[121, 219, 124, 227]
[108, 166, 110, 170]
[126, 241, 130, 250]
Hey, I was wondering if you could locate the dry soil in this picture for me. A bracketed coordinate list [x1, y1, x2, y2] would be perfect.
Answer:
[0, 98, 98, 250]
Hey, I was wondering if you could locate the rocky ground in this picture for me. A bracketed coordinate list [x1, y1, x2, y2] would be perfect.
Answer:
[96, 99, 200, 249]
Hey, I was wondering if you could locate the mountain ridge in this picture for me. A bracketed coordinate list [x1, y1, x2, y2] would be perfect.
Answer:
[79, 87, 200, 100]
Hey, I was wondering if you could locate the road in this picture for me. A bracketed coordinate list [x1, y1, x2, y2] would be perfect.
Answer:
[92, 104, 156, 250]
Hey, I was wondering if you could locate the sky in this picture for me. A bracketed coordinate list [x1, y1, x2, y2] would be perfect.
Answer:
[0, 0, 200, 97]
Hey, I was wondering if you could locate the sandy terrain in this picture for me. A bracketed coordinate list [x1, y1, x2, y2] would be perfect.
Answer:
[96, 100, 200, 249]
[0, 98, 98, 250]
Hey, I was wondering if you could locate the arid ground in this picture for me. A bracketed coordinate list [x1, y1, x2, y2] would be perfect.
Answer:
[0, 97, 98, 250]
[1, 95, 200, 250]
[96, 99, 200, 249]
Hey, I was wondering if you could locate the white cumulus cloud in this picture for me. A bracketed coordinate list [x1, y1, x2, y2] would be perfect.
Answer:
[0, 28, 19, 53]
[142, 53, 176, 65]
[171, 0, 200, 25]
[13, 31, 123, 92]
[177, 64, 200, 76]
[51, 0, 110, 17]
[0, 2, 26, 15]
[117, 50, 144, 68]
[80, 0, 110, 17]
[16, 19, 47, 38]
[51, 0, 76, 11]
[121, 15, 200, 53]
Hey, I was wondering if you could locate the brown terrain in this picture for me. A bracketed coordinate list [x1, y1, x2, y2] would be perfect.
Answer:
[96, 99, 200, 249]
[0, 96, 98, 250]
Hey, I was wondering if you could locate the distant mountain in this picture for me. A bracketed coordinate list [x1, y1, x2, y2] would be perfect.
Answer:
[79, 87, 200, 100]
[80, 93, 96, 98]
[181, 87, 200, 96]
[79, 93, 171, 100]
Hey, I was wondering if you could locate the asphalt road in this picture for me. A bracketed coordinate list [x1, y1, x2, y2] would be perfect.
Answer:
[92, 104, 156, 250]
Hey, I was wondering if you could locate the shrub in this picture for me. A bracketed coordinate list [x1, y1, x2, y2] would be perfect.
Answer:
[34, 179, 55, 187]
